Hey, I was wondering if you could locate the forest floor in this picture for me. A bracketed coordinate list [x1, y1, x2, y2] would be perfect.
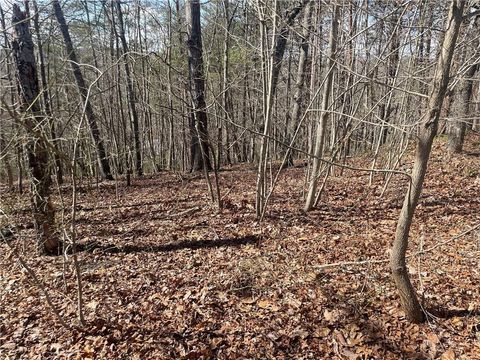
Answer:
[1, 135, 479, 359]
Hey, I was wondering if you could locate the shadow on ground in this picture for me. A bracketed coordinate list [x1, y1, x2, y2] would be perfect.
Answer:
[427, 306, 480, 319]
[76, 235, 259, 254]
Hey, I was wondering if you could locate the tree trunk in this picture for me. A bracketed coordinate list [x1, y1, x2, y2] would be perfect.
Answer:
[12, 4, 60, 255]
[186, 0, 211, 172]
[0, 5, 14, 190]
[255, 0, 309, 218]
[114, 0, 143, 176]
[381, 6, 401, 146]
[304, 3, 340, 212]
[284, 0, 314, 168]
[53, 0, 113, 180]
[1, 4, 23, 192]
[221, 0, 235, 167]
[32, 0, 63, 185]
[0, 110, 14, 189]
[447, 38, 478, 153]
[390, 0, 465, 323]
[166, 1, 175, 170]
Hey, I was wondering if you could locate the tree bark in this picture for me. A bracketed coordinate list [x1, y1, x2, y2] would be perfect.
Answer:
[1, 4, 23, 192]
[284, 0, 314, 168]
[114, 0, 143, 176]
[0, 111, 13, 189]
[0, 5, 14, 190]
[304, 3, 340, 212]
[220, 0, 235, 167]
[447, 35, 478, 153]
[255, 0, 309, 218]
[167, 2, 176, 170]
[32, 0, 63, 185]
[11, 4, 60, 255]
[186, 0, 211, 172]
[53, 0, 113, 180]
[390, 0, 465, 323]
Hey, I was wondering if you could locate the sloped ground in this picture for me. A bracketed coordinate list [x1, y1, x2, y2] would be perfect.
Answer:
[1, 136, 479, 359]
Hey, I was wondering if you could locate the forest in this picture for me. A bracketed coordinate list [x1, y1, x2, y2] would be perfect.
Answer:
[0, 0, 479, 358]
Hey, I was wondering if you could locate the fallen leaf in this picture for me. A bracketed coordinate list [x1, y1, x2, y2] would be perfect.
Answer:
[257, 299, 280, 311]
[86, 301, 99, 311]
[314, 327, 331, 337]
[441, 349, 455, 360]
[426, 332, 440, 344]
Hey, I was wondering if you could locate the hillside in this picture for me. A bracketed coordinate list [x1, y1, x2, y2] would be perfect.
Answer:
[1, 135, 479, 359]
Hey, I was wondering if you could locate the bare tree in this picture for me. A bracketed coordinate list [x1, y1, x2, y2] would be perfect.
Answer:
[11, 4, 60, 254]
[447, 17, 479, 153]
[390, 0, 465, 323]
[115, 0, 143, 176]
[219, 0, 236, 167]
[255, 0, 309, 218]
[304, 3, 340, 212]
[53, 0, 113, 180]
[186, 0, 211, 172]
[283, 0, 314, 168]
[0, 5, 14, 190]
[1, 4, 22, 192]
[32, 0, 63, 184]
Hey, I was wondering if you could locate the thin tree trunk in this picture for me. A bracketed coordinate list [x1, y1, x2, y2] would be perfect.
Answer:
[306, 2, 321, 159]
[114, 0, 143, 176]
[390, 0, 465, 323]
[447, 41, 478, 153]
[0, 5, 14, 189]
[32, 0, 63, 184]
[255, 0, 309, 218]
[53, 0, 113, 180]
[1, 4, 23, 193]
[284, 0, 314, 168]
[304, 3, 340, 212]
[0, 110, 14, 189]
[221, 0, 235, 167]
[166, 1, 175, 170]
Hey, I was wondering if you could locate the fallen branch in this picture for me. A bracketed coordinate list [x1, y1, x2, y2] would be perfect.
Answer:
[162, 206, 202, 219]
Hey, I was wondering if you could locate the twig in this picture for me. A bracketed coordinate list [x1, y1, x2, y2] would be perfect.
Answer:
[314, 223, 480, 270]
[162, 206, 202, 219]
[1, 233, 72, 331]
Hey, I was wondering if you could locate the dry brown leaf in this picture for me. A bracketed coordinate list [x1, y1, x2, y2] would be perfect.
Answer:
[441, 349, 455, 360]
[426, 332, 440, 344]
[257, 299, 280, 312]
[314, 328, 331, 338]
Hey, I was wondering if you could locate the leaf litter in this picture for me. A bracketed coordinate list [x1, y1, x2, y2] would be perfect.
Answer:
[0, 137, 479, 359]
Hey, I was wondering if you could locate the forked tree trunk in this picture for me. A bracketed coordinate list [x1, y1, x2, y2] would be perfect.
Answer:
[186, 0, 211, 172]
[53, 0, 113, 180]
[390, 0, 465, 323]
[12, 4, 60, 255]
